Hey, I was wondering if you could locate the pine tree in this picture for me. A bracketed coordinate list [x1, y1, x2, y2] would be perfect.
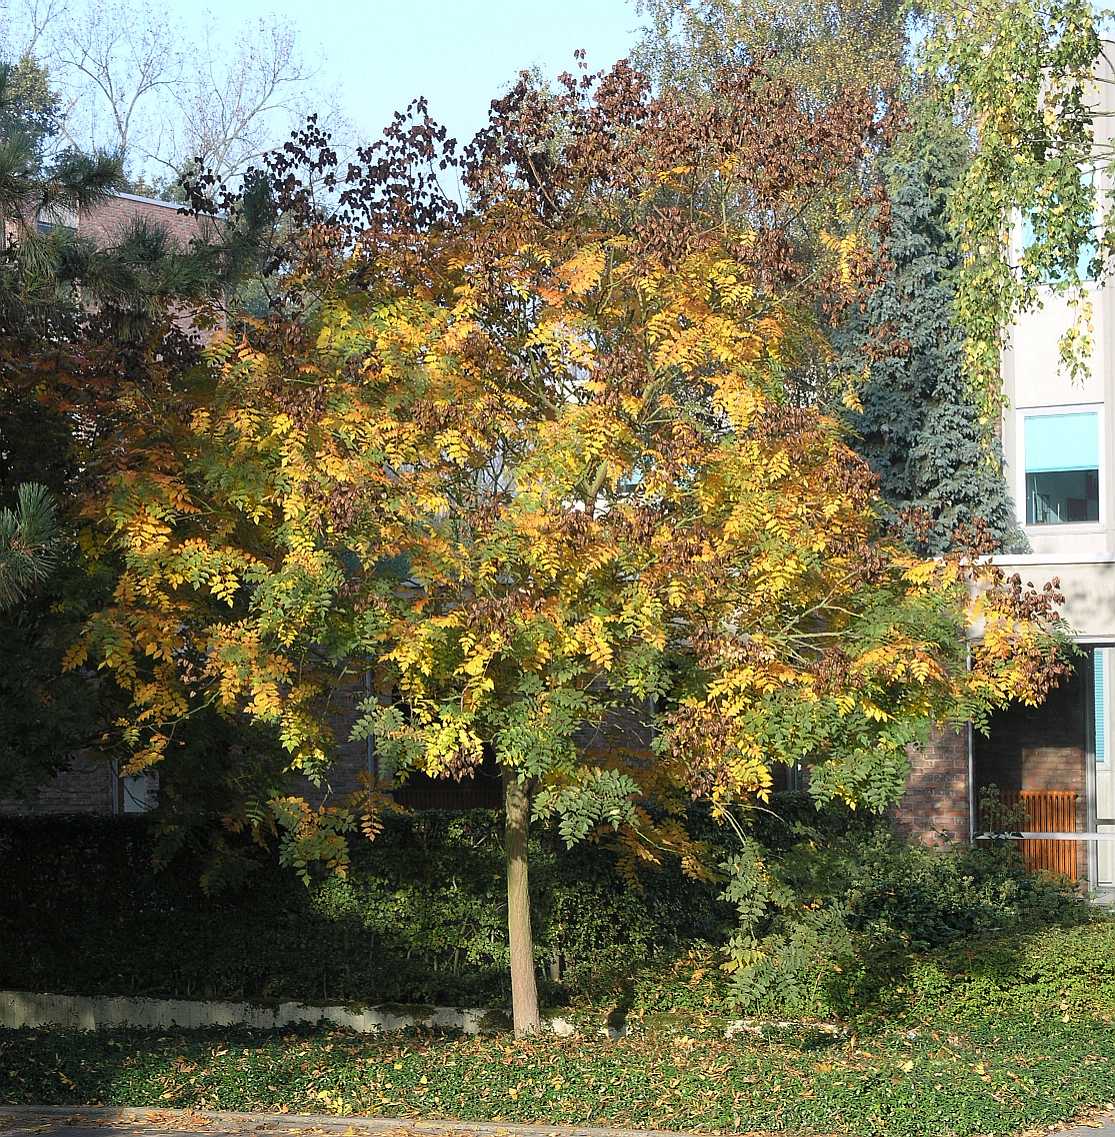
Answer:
[0, 482, 56, 609]
[838, 116, 1024, 555]
[0, 54, 275, 795]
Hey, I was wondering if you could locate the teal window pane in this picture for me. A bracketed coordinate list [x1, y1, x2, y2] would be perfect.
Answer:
[1024, 412, 1100, 473]
[1021, 198, 1098, 282]
[1097, 651, 1107, 764]
[1026, 469, 1099, 524]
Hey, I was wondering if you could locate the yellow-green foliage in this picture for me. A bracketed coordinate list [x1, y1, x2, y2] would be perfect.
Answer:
[73, 63, 1068, 879]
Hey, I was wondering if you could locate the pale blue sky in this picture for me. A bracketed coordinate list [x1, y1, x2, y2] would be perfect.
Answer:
[187, 0, 646, 152]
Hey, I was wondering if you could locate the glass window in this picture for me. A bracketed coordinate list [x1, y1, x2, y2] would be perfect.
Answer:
[1021, 213, 1097, 281]
[35, 205, 77, 238]
[1096, 650, 1107, 765]
[121, 771, 159, 813]
[1020, 168, 1099, 282]
[1024, 412, 1100, 525]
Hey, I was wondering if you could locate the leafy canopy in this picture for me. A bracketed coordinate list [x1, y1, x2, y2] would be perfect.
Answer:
[75, 62, 1068, 875]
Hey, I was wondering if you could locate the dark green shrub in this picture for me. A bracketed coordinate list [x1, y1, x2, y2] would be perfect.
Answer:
[726, 827, 1089, 1019]
[0, 800, 1088, 1019]
[844, 834, 1086, 948]
[0, 811, 732, 1007]
[899, 918, 1115, 1019]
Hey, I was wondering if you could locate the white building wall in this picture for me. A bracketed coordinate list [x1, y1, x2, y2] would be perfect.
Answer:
[999, 48, 1115, 628]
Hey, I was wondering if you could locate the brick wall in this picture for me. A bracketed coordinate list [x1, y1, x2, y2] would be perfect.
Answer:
[78, 194, 216, 250]
[0, 753, 116, 816]
[78, 193, 223, 339]
[894, 661, 1090, 857]
[895, 725, 970, 844]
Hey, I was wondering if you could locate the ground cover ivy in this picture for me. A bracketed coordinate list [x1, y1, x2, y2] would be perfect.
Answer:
[4, 921, 1115, 1137]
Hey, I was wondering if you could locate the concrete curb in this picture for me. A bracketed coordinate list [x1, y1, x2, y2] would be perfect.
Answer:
[0, 1106, 716, 1137]
[3, 1105, 1115, 1137]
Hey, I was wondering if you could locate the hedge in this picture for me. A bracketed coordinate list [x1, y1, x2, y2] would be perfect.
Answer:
[0, 796, 1088, 1015]
[0, 810, 732, 1006]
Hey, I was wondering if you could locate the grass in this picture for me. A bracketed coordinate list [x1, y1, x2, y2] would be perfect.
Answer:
[4, 1014, 1115, 1136]
[4, 921, 1115, 1137]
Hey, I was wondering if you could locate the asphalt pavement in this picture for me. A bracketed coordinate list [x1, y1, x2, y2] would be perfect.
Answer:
[2, 1105, 1114, 1137]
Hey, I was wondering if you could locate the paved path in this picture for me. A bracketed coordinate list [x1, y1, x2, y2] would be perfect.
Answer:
[3, 1106, 1115, 1137]
[0, 1107, 713, 1137]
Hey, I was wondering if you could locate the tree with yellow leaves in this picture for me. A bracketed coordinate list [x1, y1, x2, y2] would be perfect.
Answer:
[75, 63, 1068, 1034]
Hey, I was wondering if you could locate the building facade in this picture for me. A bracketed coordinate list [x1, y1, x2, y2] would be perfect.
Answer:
[897, 54, 1115, 894]
[23, 188, 214, 249]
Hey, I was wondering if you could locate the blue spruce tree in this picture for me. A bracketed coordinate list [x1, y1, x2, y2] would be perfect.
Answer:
[838, 117, 1025, 555]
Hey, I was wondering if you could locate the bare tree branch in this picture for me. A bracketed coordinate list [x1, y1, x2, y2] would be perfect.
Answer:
[5, 0, 350, 189]
[43, 0, 180, 163]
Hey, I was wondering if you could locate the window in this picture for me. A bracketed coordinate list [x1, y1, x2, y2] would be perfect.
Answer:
[1023, 411, 1100, 525]
[1021, 214, 1097, 282]
[121, 770, 158, 813]
[1096, 650, 1107, 765]
[1020, 167, 1099, 282]
[34, 204, 77, 238]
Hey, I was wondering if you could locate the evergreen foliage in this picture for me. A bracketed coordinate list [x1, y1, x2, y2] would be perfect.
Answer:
[0, 52, 276, 796]
[0, 481, 57, 608]
[0, 56, 61, 158]
[838, 118, 1024, 555]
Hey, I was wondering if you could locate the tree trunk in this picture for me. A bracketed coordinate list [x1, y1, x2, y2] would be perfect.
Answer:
[502, 767, 542, 1036]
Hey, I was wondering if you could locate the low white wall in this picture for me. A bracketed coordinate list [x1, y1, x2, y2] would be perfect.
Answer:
[0, 989, 539, 1034]
[0, 989, 844, 1041]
